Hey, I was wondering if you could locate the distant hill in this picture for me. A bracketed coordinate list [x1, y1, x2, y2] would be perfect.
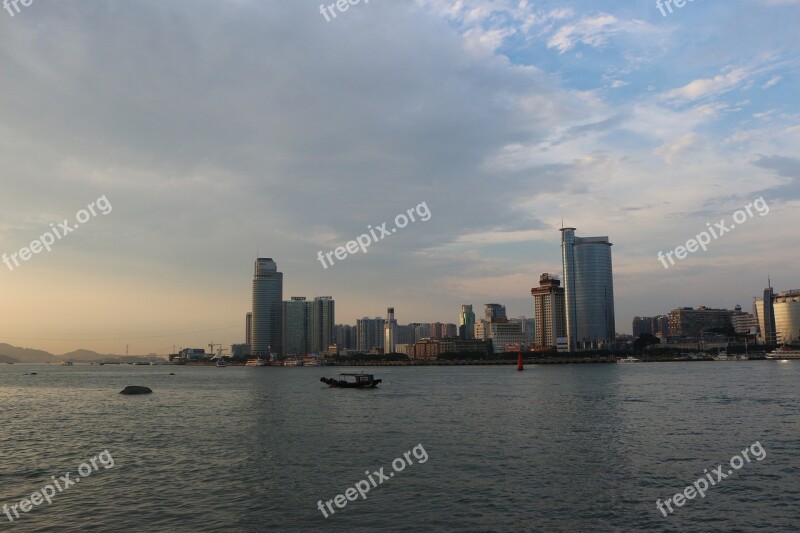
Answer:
[0, 343, 58, 363]
[61, 349, 111, 362]
[0, 343, 166, 364]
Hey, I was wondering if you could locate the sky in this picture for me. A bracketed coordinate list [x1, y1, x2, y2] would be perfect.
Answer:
[0, 0, 798, 355]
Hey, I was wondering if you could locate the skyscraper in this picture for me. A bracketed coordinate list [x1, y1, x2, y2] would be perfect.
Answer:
[311, 296, 335, 353]
[755, 283, 777, 345]
[283, 297, 312, 356]
[384, 307, 397, 353]
[560, 228, 615, 351]
[357, 317, 385, 352]
[459, 305, 476, 339]
[531, 273, 566, 348]
[252, 258, 283, 357]
[774, 290, 800, 344]
[484, 304, 507, 323]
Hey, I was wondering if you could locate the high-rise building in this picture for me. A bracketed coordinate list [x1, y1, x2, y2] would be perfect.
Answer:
[311, 296, 335, 353]
[732, 304, 759, 336]
[430, 322, 445, 339]
[245, 312, 252, 346]
[484, 304, 507, 323]
[334, 324, 357, 350]
[654, 315, 670, 338]
[459, 305, 476, 339]
[282, 297, 312, 356]
[509, 317, 535, 344]
[532, 273, 566, 348]
[632, 316, 654, 337]
[252, 258, 283, 357]
[384, 307, 397, 353]
[754, 284, 778, 345]
[475, 320, 528, 354]
[668, 307, 734, 338]
[357, 317, 385, 352]
[396, 325, 415, 345]
[773, 290, 800, 344]
[414, 323, 431, 341]
[560, 228, 615, 351]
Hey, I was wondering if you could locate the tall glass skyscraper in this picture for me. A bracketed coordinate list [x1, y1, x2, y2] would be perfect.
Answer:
[252, 258, 283, 357]
[459, 305, 476, 339]
[560, 228, 615, 351]
[384, 307, 397, 354]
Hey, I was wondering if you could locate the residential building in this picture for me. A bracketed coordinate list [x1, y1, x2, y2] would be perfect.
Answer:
[731, 304, 759, 336]
[311, 296, 335, 353]
[334, 324, 357, 350]
[283, 297, 312, 356]
[357, 317, 385, 352]
[668, 307, 734, 338]
[532, 273, 566, 348]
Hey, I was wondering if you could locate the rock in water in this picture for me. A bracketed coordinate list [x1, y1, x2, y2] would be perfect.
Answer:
[120, 385, 153, 395]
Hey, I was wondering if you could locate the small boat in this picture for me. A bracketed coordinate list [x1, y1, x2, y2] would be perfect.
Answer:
[60, 361, 74, 366]
[215, 359, 227, 368]
[246, 358, 268, 367]
[283, 359, 302, 367]
[320, 373, 382, 388]
[617, 356, 640, 364]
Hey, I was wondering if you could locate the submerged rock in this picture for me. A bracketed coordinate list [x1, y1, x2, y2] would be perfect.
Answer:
[120, 385, 153, 395]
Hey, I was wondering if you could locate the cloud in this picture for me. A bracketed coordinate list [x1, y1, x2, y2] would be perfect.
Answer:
[660, 68, 750, 103]
[762, 76, 782, 89]
[654, 133, 700, 165]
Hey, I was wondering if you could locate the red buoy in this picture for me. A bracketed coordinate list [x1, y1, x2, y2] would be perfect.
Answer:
[517, 352, 524, 371]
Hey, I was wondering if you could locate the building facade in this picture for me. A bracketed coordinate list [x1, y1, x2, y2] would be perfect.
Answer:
[475, 321, 528, 354]
[668, 307, 733, 338]
[773, 290, 800, 344]
[357, 317, 385, 352]
[245, 312, 252, 346]
[251, 258, 283, 357]
[282, 297, 312, 356]
[384, 307, 397, 353]
[459, 305, 476, 339]
[560, 228, 616, 351]
[532, 273, 566, 348]
[311, 296, 335, 353]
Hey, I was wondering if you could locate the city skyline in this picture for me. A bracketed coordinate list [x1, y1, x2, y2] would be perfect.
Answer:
[1, 1, 798, 355]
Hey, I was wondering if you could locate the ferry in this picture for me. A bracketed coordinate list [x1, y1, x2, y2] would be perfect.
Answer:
[245, 358, 268, 367]
[617, 356, 640, 363]
[767, 346, 800, 360]
[283, 359, 303, 367]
